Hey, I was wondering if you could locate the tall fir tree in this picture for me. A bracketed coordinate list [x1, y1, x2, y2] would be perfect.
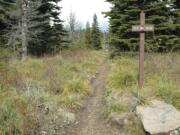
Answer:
[7, 0, 46, 58]
[0, 0, 14, 28]
[85, 21, 91, 48]
[105, 0, 180, 52]
[91, 14, 101, 50]
[0, 0, 16, 47]
[0, 0, 67, 56]
[170, 0, 180, 51]
[0, 0, 16, 29]
[28, 0, 67, 55]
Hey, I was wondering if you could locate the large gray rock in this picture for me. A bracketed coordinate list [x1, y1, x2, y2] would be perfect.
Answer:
[136, 100, 180, 135]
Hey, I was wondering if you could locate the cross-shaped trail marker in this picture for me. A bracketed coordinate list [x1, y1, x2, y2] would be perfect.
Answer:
[132, 11, 154, 88]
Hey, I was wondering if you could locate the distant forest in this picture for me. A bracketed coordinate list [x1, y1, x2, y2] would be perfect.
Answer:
[0, 0, 105, 59]
[0, 0, 67, 58]
[0, 0, 180, 60]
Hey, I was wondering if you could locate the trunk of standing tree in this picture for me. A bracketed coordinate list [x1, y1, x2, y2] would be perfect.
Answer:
[68, 11, 77, 43]
[21, 0, 28, 60]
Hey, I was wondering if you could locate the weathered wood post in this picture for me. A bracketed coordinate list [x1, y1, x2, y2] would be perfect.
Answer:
[132, 11, 154, 88]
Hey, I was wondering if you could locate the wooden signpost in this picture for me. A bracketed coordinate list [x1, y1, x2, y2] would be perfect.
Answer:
[132, 11, 154, 88]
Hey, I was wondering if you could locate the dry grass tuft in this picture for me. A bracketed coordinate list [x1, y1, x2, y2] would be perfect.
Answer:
[0, 49, 106, 134]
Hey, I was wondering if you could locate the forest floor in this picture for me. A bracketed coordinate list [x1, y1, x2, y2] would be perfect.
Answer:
[66, 64, 120, 135]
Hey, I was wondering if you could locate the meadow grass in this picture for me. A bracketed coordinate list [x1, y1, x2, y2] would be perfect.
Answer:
[0, 49, 106, 134]
[105, 53, 180, 114]
[104, 53, 180, 134]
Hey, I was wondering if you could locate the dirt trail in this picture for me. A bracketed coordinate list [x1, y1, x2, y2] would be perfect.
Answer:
[66, 64, 120, 135]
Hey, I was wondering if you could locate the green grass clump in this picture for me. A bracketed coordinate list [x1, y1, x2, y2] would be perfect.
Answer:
[145, 53, 180, 109]
[108, 58, 138, 89]
[63, 78, 89, 95]
[154, 76, 180, 109]
[109, 103, 127, 114]
[104, 53, 179, 135]
[0, 49, 106, 134]
[0, 87, 27, 135]
[105, 53, 180, 116]
[9, 49, 105, 107]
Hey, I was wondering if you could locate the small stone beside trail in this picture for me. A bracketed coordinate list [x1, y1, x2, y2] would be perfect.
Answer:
[36, 102, 76, 135]
[136, 100, 180, 135]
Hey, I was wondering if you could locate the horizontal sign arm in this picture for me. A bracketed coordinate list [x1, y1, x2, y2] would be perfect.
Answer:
[132, 25, 154, 32]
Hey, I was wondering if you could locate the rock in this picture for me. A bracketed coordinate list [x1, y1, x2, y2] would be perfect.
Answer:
[42, 102, 76, 125]
[136, 100, 180, 135]
[108, 112, 139, 127]
[35, 102, 76, 135]
[108, 112, 129, 127]
[106, 92, 139, 112]
[58, 108, 76, 124]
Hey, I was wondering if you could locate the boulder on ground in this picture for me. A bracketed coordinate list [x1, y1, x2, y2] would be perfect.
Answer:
[136, 100, 180, 135]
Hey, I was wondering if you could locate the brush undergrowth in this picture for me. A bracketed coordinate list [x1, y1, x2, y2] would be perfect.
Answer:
[0, 49, 106, 134]
[106, 53, 180, 112]
[104, 53, 180, 134]
[107, 54, 180, 112]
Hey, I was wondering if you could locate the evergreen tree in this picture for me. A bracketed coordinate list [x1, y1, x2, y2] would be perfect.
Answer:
[0, 0, 67, 56]
[7, 0, 46, 59]
[105, 0, 180, 52]
[30, 0, 67, 55]
[91, 14, 101, 50]
[170, 0, 180, 51]
[0, 0, 16, 47]
[0, 0, 15, 28]
[85, 21, 91, 48]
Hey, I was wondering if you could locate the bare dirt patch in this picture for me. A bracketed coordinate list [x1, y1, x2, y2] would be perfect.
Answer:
[66, 64, 120, 135]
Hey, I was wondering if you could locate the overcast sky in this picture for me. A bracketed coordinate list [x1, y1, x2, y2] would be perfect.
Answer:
[59, 0, 111, 30]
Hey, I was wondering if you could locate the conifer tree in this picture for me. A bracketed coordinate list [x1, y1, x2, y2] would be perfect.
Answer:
[85, 21, 91, 48]
[0, 0, 15, 27]
[31, 0, 67, 55]
[105, 0, 180, 52]
[170, 0, 180, 51]
[8, 0, 46, 58]
[91, 14, 101, 50]
[0, 0, 16, 47]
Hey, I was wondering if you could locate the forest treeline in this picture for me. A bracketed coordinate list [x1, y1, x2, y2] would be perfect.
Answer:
[0, 0, 102, 59]
[105, 0, 180, 52]
[0, 0, 67, 57]
[0, 0, 180, 60]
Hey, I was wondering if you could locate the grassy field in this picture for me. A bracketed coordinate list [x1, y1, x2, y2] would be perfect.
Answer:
[0, 49, 179, 134]
[0, 49, 106, 134]
[104, 53, 180, 134]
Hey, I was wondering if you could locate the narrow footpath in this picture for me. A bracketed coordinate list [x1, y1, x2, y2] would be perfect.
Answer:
[66, 64, 120, 135]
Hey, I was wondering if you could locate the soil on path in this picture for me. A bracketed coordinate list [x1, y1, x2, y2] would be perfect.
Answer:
[66, 64, 120, 135]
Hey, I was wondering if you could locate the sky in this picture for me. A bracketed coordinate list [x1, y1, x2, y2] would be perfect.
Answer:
[59, 0, 111, 31]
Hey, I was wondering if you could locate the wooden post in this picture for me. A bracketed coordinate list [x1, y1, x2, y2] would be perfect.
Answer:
[139, 11, 145, 88]
[132, 11, 154, 88]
